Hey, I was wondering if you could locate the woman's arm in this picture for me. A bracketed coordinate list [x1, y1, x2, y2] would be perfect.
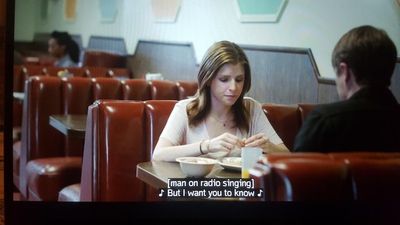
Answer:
[152, 138, 204, 162]
[153, 133, 242, 162]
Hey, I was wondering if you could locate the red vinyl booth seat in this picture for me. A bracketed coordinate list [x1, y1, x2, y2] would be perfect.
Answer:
[85, 66, 110, 78]
[144, 100, 177, 201]
[108, 68, 131, 79]
[26, 157, 82, 201]
[297, 103, 317, 122]
[60, 100, 177, 201]
[251, 152, 400, 202]
[16, 76, 92, 200]
[262, 103, 301, 150]
[79, 101, 147, 201]
[121, 79, 151, 100]
[149, 80, 179, 100]
[345, 158, 400, 201]
[16, 82, 317, 201]
[176, 81, 198, 100]
[270, 158, 352, 201]
[15, 76, 198, 200]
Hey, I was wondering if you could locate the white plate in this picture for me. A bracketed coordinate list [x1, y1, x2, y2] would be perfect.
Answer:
[219, 157, 242, 171]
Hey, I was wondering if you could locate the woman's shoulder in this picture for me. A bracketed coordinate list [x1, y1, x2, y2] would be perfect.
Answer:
[243, 96, 260, 104]
[174, 98, 196, 111]
[243, 97, 262, 111]
[176, 98, 195, 107]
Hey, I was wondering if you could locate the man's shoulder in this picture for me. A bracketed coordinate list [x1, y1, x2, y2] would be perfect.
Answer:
[313, 97, 400, 119]
[312, 101, 349, 116]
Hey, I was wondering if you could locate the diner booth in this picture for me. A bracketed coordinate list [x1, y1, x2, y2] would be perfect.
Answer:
[12, 71, 400, 202]
[11, 29, 400, 202]
[11, 1, 400, 204]
[6, 1, 400, 224]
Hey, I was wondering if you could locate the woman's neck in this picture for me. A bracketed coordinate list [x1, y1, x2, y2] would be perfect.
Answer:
[209, 101, 232, 120]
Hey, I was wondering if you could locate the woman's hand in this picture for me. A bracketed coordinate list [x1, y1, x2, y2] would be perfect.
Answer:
[244, 133, 289, 153]
[206, 133, 242, 153]
[244, 133, 269, 148]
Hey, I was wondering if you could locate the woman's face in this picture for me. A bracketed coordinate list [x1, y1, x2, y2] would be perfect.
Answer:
[209, 63, 245, 108]
[48, 38, 66, 58]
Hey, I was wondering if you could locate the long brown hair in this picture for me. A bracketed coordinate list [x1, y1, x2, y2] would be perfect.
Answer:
[187, 41, 251, 132]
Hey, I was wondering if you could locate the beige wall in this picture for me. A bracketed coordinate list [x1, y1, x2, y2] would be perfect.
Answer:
[14, 0, 400, 79]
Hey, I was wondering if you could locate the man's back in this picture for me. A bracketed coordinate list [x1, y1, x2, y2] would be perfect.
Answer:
[294, 87, 400, 152]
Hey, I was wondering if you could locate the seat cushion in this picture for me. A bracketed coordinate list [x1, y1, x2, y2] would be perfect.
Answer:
[58, 183, 81, 202]
[26, 157, 82, 201]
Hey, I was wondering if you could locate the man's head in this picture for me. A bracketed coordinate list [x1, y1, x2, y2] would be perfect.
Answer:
[332, 25, 397, 100]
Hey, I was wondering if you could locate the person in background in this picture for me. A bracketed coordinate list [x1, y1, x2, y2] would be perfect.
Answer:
[48, 31, 80, 67]
[294, 25, 400, 152]
[152, 41, 289, 162]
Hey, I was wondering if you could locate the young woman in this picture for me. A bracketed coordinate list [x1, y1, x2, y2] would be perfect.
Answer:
[153, 41, 289, 162]
[48, 31, 80, 67]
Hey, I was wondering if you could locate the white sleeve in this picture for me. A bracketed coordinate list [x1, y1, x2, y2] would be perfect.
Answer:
[250, 101, 283, 145]
[158, 102, 187, 146]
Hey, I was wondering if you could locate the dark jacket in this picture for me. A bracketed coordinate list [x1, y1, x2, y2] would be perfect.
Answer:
[294, 87, 400, 152]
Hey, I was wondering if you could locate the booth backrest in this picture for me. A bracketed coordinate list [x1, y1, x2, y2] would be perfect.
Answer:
[22, 65, 46, 76]
[176, 81, 198, 100]
[263, 152, 331, 164]
[80, 101, 146, 201]
[297, 103, 317, 122]
[76, 100, 177, 201]
[78, 100, 177, 201]
[144, 100, 177, 201]
[144, 100, 177, 160]
[346, 158, 400, 201]
[329, 152, 400, 161]
[251, 152, 400, 202]
[91, 77, 122, 100]
[262, 104, 301, 150]
[271, 158, 352, 201]
[61, 77, 92, 114]
[121, 79, 151, 101]
[61, 77, 92, 156]
[17, 77, 196, 199]
[22, 77, 64, 159]
[149, 80, 179, 100]
[108, 68, 131, 79]
[19, 76, 64, 198]
[85, 66, 110, 78]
